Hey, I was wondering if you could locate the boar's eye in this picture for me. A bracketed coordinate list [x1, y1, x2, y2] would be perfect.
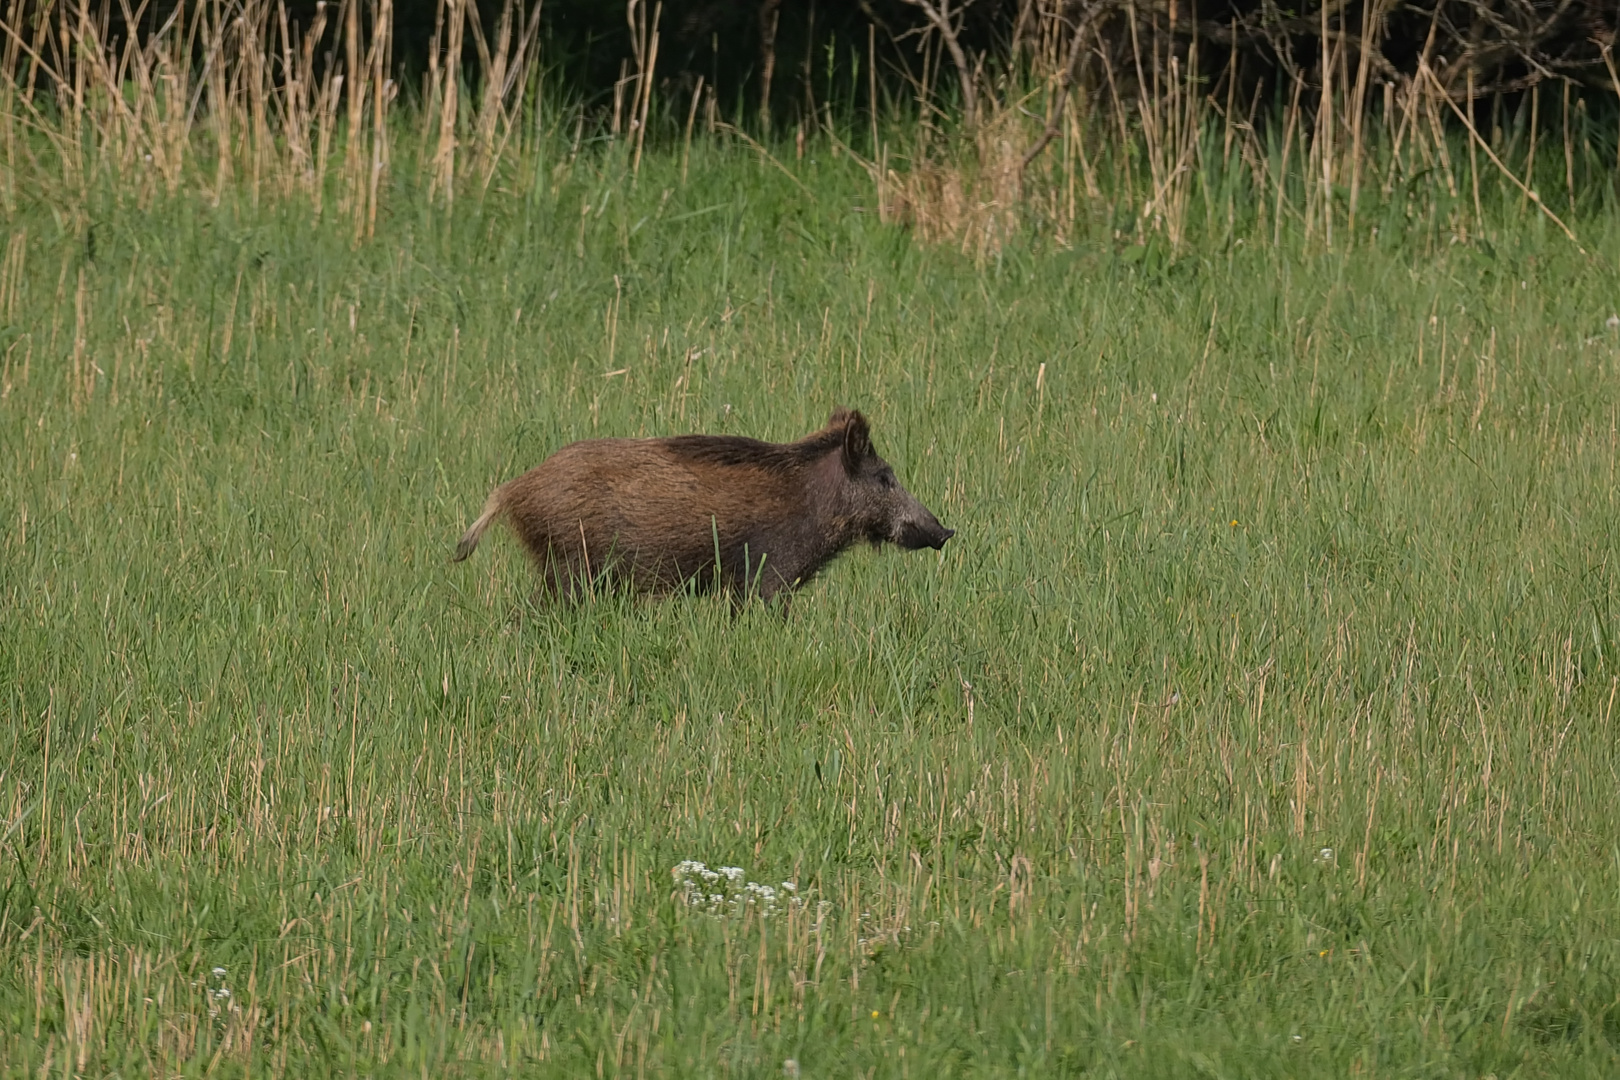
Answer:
[879, 469, 898, 490]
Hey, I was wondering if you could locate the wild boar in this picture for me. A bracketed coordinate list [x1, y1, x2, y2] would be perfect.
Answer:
[453, 407, 953, 602]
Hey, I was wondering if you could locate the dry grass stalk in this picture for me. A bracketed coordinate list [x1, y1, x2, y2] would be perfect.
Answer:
[1603, 45, 1620, 175]
[0, 226, 24, 324]
[426, 0, 468, 206]
[467, 0, 511, 186]
[70, 265, 91, 409]
[0, 0, 21, 213]
[1346, 0, 1390, 238]
[1561, 79, 1574, 212]
[365, 0, 395, 236]
[1124, 2, 1201, 249]
[680, 74, 704, 183]
[471, 0, 542, 190]
[1519, 82, 1537, 214]
[342, 0, 367, 220]
[625, 0, 660, 175]
[1312, 0, 1334, 248]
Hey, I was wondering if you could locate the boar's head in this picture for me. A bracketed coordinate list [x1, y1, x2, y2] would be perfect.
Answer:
[829, 408, 954, 552]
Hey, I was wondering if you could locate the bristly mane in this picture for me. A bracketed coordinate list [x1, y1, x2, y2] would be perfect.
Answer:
[663, 426, 845, 474]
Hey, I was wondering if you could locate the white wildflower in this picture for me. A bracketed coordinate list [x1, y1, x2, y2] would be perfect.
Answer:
[671, 861, 807, 919]
[204, 966, 235, 1017]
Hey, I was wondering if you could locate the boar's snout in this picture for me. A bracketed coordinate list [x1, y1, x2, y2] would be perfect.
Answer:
[895, 511, 954, 551]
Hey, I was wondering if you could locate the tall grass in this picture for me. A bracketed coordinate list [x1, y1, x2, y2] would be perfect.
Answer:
[3, 0, 1616, 251]
[0, 0, 537, 228]
[863, 2, 1615, 258]
[4, 2, 1620, 1076]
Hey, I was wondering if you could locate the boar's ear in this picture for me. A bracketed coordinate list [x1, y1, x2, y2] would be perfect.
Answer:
[827, 406, 853, 429]
[841, 410, 872, 474]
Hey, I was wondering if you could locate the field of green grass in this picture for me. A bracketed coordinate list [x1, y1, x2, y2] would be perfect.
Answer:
[4, 128, 1620, 1076]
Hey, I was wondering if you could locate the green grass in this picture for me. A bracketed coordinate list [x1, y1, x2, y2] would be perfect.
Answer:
[5, 133, 1620, 1076]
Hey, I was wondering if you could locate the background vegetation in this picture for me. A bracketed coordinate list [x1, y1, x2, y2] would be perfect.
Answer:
[4, 0, 1620, 1075]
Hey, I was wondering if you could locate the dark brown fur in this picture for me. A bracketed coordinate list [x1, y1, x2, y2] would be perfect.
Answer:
[454, 408, 953, 602]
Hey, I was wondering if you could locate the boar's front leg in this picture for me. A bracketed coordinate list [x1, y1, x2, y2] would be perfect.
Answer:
[752, 563, 807, 613]
[720, 549, 796, 612]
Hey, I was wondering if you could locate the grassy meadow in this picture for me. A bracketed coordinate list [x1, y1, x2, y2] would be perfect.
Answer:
[5, 99, 1620, 1076]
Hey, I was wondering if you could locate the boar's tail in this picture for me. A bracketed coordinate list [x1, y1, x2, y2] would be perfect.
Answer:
[453, 487, 506, 562]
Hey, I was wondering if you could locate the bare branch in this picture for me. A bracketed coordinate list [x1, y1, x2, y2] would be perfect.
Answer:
[900, 0, 979, 128]
[1021, 2, 1110, 171]
[1421, 60, 1588, 255]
